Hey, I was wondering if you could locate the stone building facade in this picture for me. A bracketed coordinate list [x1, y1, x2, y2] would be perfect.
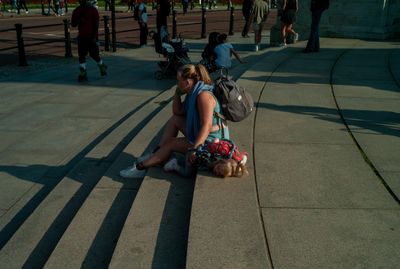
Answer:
[270, 0, 400, 46]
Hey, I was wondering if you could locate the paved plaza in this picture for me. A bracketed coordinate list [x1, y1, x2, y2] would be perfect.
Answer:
[0, 26, 399, 268]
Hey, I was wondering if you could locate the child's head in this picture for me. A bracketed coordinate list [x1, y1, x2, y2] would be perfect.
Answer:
[217, 33, 228, 44]
[212, 159, 248, 178]
[208, 32, 220, 45]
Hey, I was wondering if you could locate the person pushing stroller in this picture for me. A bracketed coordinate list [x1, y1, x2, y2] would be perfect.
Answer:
[151, 26, 191, 79]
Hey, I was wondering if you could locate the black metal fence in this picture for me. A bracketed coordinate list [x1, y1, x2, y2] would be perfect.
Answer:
[0, 8, 237, 66]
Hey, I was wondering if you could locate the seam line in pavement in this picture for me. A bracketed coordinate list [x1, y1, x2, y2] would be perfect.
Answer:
[252, 51, 296, 269]
[330, 49, 400, 205]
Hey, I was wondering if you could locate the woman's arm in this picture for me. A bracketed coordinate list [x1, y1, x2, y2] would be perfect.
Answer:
[172, 87, 185, 115]
[231, 48, 246, 64]
[192, 91, 216, 149]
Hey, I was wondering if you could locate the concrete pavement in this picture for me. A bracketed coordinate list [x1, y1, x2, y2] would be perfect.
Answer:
[0, 30, 399, 268]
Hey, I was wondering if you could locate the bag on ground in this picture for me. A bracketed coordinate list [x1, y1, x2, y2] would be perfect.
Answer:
[213, 72, 254, 122]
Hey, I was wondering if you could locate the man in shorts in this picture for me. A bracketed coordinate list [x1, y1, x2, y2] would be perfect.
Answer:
[71, 0, 107, 82]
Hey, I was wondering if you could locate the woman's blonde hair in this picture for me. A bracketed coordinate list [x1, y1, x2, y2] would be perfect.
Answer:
[212, 159, 249, 178]
[177, 64, 212, 85]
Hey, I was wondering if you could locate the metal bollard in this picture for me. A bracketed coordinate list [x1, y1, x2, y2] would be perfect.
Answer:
[172, 10, 177, 39]
[15, 24, 28, 66]
[41, 0, 45, 15]
[103, 15, 110, 51]
[111, 0, 116, 52]
[201, 8, 206, 39]
[228, 7, 234, 36]
[63, 19, 73, 58]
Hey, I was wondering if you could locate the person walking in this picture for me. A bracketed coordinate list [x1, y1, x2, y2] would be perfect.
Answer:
[17, 0, 29, 14]
[53, 0, 60, 16]
[71, 0, 107, 82]
[126, 0, 134, 12]
[138, 0, 148, 47]
[279, 0, 298, 46]
[8, 0, 17, 12]
[241, 0, 253, 38]
[304, 0, 330, 53]
[251, 0, 269, 52]
[182, 0, 188, 14]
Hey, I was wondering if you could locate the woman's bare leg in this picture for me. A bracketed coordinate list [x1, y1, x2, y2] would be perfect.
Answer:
[159, 115, 186, 146]
[142, 137, 191, 168]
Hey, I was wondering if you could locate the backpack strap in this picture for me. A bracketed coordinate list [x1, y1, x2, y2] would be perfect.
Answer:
[213, 111, 227, 138]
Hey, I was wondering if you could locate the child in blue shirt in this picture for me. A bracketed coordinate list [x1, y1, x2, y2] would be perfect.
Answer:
[214, 33, 246, 69]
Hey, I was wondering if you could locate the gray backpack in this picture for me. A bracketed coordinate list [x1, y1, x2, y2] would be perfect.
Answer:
[213, 73, 254, 122]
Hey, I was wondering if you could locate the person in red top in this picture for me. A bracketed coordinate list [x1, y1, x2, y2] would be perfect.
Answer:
[71, 0, 107, 82]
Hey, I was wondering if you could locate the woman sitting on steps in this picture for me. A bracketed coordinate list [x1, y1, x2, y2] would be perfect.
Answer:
[120, 63, 229, 179]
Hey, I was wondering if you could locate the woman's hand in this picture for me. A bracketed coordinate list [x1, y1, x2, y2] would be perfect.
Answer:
[188, 149, 197, 164]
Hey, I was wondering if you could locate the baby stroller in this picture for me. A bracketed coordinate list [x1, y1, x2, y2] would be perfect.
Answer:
[150, 26, 191, 80]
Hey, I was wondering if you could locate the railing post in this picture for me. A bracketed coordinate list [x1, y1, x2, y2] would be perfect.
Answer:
[228, 6, 234, 36]
[63, 19, 73, 57]
[41, 0, 45, 15]
[111, 0, 116, 52]
[172, 10, 177, 39]
[201, 7, 206, 39]
[15, 23, 28, 66]
[103, 15, 110, 51]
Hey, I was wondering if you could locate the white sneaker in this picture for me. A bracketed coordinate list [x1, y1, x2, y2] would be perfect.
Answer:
[294, 33, 299, 42]
[163, 158, 180, 172]
[255, 45, 259, 52]
[119, 165, 146, 179]
[278, 42, 287, 47]
[240, 155, 248, 166]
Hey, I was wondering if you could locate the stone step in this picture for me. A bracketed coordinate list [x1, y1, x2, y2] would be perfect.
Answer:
[107, 49, 281, 269]
[186, 49, 293, 269]
[44, 86, 175, 268]
[0, 85, 175, 268]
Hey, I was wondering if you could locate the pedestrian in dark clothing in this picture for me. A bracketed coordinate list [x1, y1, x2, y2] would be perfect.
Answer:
[156, 0, 171, 33]
[182, 0, 188, 14]
[127, 0, 134, 12]
[200, 31, 220, 72]
[71, 0, 107, 82]
[304, 0, 329, 53]
[17, 0, 29, 13]
[241, 0, 253, 38]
